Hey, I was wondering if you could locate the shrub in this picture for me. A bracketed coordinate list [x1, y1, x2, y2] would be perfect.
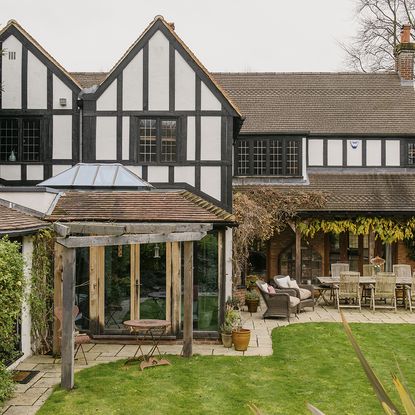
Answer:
[0, 362, 13, 405]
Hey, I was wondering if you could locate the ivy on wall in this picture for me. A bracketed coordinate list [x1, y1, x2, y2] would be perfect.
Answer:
[29, 229, 54, 355]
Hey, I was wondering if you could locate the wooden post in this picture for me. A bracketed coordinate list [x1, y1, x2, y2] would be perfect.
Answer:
[171, 242, 181, 334]
[323, 233, 330, 276]
[295, 226, 302, 282]
[61, 246, 76, 390]
[368, 229, 375, 262]
[53, 243, 63, 355]
[182, 241, 193, 357]
[385, 243, 392, 272]
[130, 244, 140, 320]
[89, 246, 99, 334]
[165, 242, 172, 331]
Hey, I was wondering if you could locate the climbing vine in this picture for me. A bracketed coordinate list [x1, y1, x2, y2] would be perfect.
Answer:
[299, 217, 415, 243]
[29, 228, 55, 354]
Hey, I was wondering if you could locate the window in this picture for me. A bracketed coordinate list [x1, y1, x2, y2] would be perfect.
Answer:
[407, 141, 415, 165]
[0, 118, 42, 162]
[235, 137, 301, 176]
[138, 118, 177, 163]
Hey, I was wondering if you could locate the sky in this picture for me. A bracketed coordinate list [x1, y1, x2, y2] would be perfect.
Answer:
[1, 0, 358, 73]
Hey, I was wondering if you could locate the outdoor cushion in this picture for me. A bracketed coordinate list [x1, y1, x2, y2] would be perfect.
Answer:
[289, 296, 301, 307]
[299, 288, 312, 300]
[268, 285, 276, 294]
[288, 279, 300, 289]
[275, 275, 290, 288]
[259, 282, 269, 293]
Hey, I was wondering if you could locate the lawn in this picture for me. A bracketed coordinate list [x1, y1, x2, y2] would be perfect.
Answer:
[38, 323, 415, 415]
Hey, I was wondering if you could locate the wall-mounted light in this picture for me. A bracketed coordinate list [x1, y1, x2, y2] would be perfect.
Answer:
[154, 244, 160, 259]
[59, 98, 67, 107]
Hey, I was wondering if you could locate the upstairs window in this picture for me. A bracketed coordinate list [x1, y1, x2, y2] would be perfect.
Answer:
[0, 118, 41, 162]
[138, 118, 177, 163]
[407, 141, 415, 165]
[236, 137, 301, 176]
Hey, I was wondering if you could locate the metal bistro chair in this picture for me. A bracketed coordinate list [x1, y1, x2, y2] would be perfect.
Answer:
[335, 271, 361, 311]
[393, 264, 411, 305]
[405, 272, 415, 312]
[370, 272, 397, 312]
[361, 264, 375, 303]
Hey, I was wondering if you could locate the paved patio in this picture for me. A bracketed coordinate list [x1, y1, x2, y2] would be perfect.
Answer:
[2, 303, 415, 414]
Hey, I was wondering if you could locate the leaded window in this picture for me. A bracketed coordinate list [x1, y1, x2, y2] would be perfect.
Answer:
[408, 142, 415, 165]
[286, 140, 300, 175]
[138, 118, 177, 163]
[237, 140, 249, 175]
[253, 140, 266, 175]
[0, 118, 42, 162]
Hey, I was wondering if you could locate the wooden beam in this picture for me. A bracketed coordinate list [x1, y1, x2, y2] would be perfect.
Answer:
[53, 222, 70, 237]
[182, 241, 193, 358]
[295, 225, 302, 282]
[53, 243, 63, 355]
[56, 231, 207, 248]
[61, 247, 75, 390]
[171, 242, 181, 334]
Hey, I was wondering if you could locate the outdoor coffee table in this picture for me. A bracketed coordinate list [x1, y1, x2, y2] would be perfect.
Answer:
[123, 319, 171, 370]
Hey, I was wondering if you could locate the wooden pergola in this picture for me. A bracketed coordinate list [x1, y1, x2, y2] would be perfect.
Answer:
[54, 221, 212, 390]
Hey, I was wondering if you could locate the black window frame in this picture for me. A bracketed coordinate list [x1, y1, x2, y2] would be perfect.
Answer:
[136, 117, 180, 164]
[0, 117, 44, 163]
[234, 136, 302, 177]
[405, 139, 415, 167]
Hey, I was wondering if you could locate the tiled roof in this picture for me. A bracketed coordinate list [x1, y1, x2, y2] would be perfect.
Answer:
[70, 72, 107, 89]
[0, 204, 47, 235]
[47, 190, 235, 223]
[212, 72, 415, 135]
[235, 172, 415, 213]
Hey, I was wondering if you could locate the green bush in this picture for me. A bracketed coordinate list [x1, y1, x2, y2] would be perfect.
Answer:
[0, 362, 13, 405]
[0, 237, 24, 364]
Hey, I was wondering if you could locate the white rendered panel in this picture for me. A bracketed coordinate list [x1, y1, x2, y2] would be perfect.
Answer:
[386, 140, 400, 166]
[122, 51, 143, 110]
[125, 165, 142, 177]
[27, 51, 47, 109]
[26, 165, 44, 181]
[148, 30, 169, 110]
[347, 139, 362, 166]
[327, 140, 343, 166]
[0, 165, 21, 180]
[308, 139, 324, 166]
[96, 117, 117, 160]
[201, 166, 221, 201]
[201, 117, 221, 160]
[147, 166, 169, 182]
[174, 166, 195, 187]
[21, 237, 33, 359]
[52, 165, 72, 176]
[53, 74, 72, 109]
[122, 117, 130, 160]
[53, 115, 72, 159]
[366, 140, 382, 166]
[187, 117, 196, 161]
[302, 137, 307, 178]
[0, 192, 56, 214]
[2, 35, 22, 109]
[201, 81, 221, 110]
[97, 80, 117, 111]
[175, 51, 195, 110]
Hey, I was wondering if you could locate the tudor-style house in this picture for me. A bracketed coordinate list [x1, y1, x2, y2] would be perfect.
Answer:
[1, 16, 415, 347]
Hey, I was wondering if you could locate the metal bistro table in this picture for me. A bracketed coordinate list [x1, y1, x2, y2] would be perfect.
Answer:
[123, 319, 171, 370]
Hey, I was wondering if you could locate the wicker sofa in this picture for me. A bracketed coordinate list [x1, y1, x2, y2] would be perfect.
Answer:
[255, 280, 300, 322]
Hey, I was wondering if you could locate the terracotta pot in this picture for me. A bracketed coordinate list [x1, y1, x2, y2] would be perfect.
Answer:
[232, 329, 251, 351]
[221, 332, 233, 348]
[246, 299, 259, 313]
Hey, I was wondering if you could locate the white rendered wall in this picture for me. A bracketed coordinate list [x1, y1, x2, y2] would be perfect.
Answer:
[53, 115, 72, 159]
[366, 140, 382, 166]
[96, 117, 117, 160]
[148, 30, 169, 110]
[308, 139, 324, 166]
[327, 140, 343, 166]
[175, 51, 195, 110]
[147, 166, 169, 182]
[96, 80, 117, 111]
[302, 137, 307, 178]
[21, 236, 33, 359]
[52, 164, 72, 176]
[27, 51, 47, 109]
[53, 74, 72, 109]
[26, 165, 44, 181]
[0, 192, 58, 214]
[225, 227, 233, 298]
[200, 166, 221, 201]
[122, 117, 130, 160]
[187, 117, 196, 160]
[125, 165, 142, 177]
[174, 166, 195, 187]
[2, 35, 22, 109]
[200, 117, 221, 160]
[201, 81, 221, 110]
[347, 140, 362, 166]
[385, 140, 400, 166]
[122, 51, 143, 110]
[0, 165, 21, 180]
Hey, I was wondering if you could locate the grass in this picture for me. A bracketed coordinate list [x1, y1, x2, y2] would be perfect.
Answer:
[38, 323, 415, 415]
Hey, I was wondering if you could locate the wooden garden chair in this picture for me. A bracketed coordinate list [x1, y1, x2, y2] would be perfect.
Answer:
[335, 271, 361, 311]
[370, 272, 397, 312]
[393, 264, 411, 305]
[320, 263, 349, 304]
[405, 272, 415, 312]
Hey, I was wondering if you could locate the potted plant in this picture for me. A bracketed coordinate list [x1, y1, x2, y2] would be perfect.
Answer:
[221, 307, 240, 348]
[220, 322, 233, 348]
[245, 289, 260, 313]
[232, 321, 251, 352]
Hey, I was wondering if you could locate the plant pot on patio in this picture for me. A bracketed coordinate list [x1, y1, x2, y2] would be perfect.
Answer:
[221, 332, 233, 348]
[245, 290, 260, 313]
[232, 328, 251, 351]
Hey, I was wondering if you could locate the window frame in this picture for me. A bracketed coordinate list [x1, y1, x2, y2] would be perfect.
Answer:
[0, 117, 44, 163]
[405, 139, 415, 167]
[136, 117, 180, 164]
[234, 136, 302, 177]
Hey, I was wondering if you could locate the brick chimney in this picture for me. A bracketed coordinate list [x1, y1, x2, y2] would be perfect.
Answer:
[395, 24, 415, 82]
